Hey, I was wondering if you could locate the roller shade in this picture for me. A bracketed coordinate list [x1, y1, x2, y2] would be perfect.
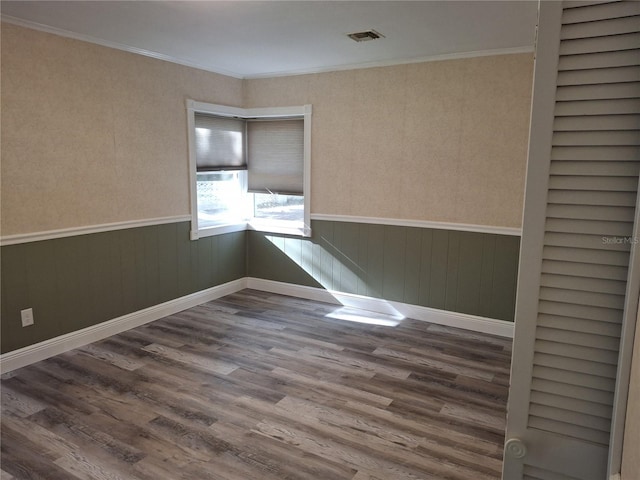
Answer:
[247, 119, 304, 195]
[194, 113, 246, 172]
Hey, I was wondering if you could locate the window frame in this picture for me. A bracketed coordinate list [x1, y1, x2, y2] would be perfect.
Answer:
[186, 100, 312, 240]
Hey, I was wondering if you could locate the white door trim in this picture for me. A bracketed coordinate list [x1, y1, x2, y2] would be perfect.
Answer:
[608, 182, 640, 477]
[503, 2, 564, 478]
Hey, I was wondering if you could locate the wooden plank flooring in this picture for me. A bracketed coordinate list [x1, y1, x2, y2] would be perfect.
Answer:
[1, 289, 512, 480]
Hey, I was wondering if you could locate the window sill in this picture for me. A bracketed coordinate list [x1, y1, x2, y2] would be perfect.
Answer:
[191, 220, 311, 240]
[248, 220, 311, 238]
[191, 222, 248, 240]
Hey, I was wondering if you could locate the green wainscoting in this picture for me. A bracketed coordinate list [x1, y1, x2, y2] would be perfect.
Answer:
[248, 220, 520, 322]
[1, 222, 246, 353]
[1, 218, 519, 355]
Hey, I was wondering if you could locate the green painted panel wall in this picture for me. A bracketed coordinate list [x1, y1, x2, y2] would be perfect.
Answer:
[1, 218, 518, 355]
[0, 222, 246, 354]
[247, 220, 520, 322]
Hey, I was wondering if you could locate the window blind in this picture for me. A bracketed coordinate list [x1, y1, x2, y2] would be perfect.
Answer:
[194, 113, 246, 171]
[247, 119, 304, 195]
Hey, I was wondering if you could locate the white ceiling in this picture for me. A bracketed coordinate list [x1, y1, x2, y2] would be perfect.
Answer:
[1, 1, 539, 79]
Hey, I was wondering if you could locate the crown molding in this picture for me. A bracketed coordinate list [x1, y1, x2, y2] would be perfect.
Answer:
[1, 15, 244, 79]
[243, 46, 535, 79]
[2, 15, 533, 80]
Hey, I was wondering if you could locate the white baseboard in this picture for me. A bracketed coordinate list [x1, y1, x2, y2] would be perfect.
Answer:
[1, 276, 513, 374]
[0, 278, 247, 374]
[246, 277, 515, 338]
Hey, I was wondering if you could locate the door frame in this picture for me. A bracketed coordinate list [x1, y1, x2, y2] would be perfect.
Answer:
[608, 178, 640, 478]
[503, 3, 563, 477]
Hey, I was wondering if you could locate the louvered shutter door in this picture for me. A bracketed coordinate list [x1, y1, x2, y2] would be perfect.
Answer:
[504, 2, 640, 479]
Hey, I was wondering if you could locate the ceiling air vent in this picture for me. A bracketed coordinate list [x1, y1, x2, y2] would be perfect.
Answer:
[347, 30, 385, 42]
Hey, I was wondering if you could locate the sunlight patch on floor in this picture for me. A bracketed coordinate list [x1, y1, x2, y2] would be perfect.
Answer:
[325, 307, 404, 327]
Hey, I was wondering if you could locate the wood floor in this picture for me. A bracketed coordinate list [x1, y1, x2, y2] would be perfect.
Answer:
[1, 289, 512, 480]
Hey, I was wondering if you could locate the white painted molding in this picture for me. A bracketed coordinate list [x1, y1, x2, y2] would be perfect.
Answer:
[197, 223, 251, 239]
[310, 214, 522, 236]
[0, 211, 509, 247]
[0, 276, 512, 373]
[187, 100, 311, 120]
[0, 215, 192, 246]
[187, 100, 246, 118]
[609, 188, 640, 478]
[610, 473, 621, 480]
[2, 14, 532, 81]
[244, 46, 535, 79]
[246, 277, 515, 338]
[0, 15, 244, 79]
[0, 279, 247, 374]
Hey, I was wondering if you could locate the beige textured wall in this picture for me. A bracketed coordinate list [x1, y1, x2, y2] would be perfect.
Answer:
[1, 23, 243, 236]
[245, 53, 534, 228]
[622, 310, 640, 479]
[2, 23, 533, 235]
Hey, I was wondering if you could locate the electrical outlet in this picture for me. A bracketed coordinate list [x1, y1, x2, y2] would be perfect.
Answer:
[20, 308, 34, 327]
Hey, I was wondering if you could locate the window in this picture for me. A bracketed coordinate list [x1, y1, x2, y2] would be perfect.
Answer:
[193, 113, 248, 230]
[186, 101, 311, 239]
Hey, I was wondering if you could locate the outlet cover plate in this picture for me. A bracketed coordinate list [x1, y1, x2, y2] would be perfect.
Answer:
[21, 308, 34, 327]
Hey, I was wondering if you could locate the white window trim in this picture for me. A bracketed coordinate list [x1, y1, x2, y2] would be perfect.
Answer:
[186, 100, 312, 240]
